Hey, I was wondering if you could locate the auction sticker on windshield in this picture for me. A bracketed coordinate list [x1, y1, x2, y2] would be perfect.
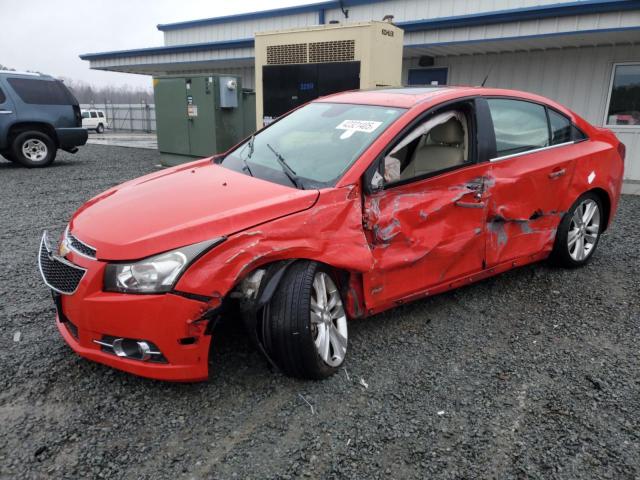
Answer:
[336, 119, 383, 133]
[336, 119, 383, 139]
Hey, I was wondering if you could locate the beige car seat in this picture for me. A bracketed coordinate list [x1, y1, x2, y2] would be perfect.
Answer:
[401, 118, 465, 179]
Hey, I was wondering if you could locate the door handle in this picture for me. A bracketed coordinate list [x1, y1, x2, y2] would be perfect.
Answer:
[455, 200, 486, 209]
[548, 168, 566, 179]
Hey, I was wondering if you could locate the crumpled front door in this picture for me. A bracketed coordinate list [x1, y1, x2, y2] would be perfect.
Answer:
[362, 164, 491, 311]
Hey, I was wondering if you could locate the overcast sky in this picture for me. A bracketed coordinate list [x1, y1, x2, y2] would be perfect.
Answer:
[0, 0, 309, 89]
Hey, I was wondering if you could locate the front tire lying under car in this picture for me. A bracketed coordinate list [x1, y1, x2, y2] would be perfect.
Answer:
[263, 261, 348, 379]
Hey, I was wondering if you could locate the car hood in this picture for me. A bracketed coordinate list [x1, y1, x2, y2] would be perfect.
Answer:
[70, 159, 319, 260]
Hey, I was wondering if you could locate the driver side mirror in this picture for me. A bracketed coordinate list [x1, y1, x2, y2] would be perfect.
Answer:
[363, 157, 385, 194]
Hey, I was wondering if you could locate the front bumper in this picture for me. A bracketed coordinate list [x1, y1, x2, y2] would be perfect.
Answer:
[40, 233, 215, 382]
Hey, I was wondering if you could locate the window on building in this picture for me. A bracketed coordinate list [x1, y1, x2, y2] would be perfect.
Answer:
[7, 78, 75, 105]
[0, 88, 6, 104]
[487, 99, 549, 157]
[606, 64, 640, 126]
[90, 111, 98, 118]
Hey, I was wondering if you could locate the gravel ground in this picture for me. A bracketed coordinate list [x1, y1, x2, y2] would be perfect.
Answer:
[0, 145, 639, 479]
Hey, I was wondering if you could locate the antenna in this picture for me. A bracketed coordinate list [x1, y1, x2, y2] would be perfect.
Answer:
[339, 0, 349, 18]
[481, 65, 494, 87]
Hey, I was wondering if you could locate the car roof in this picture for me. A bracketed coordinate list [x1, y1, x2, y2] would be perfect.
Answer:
[0, 71, 55, 80]
[315, 86, 564, 110]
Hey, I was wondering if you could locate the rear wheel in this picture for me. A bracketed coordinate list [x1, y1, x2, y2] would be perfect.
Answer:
[12, 131, 56, 167]
[263, 261, 348, 379]
[96, 123, 104, 134]
[551, 192, 603, 268]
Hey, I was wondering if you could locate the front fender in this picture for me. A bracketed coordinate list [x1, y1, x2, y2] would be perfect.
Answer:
[174, 185, 373, 298]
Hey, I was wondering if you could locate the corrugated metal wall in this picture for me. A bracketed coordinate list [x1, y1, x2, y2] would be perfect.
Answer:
[161, 0, 564, 46]
[403, 11, 640, 48]
[324, 0, 561, 24]
[403, 44, 640, 180]
[163, 12, 318, 45]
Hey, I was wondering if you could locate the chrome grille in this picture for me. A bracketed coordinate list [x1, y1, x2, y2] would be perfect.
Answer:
[67, 232, 96, 258]
[38, 232, 86, 295]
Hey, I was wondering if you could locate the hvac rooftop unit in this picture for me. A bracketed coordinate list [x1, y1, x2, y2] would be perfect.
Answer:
[254, 21, 404, 127]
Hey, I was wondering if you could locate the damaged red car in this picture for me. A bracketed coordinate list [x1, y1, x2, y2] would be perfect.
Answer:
[38, 87, 624, 382]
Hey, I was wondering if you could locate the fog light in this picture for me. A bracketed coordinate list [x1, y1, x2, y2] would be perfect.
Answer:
[95, 337, 165, 363]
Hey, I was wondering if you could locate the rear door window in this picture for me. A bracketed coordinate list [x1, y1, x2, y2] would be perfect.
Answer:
[90, 111, 98, 118]
[7, 78, 75, 105]
[487, 99, 550, 158]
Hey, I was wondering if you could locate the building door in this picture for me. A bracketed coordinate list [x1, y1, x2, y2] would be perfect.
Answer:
[408, 68, 448, 86]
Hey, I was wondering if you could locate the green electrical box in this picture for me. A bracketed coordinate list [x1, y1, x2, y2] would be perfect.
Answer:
[153, 74, 256, 166]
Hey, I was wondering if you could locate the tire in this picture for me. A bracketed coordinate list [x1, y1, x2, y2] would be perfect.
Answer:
[551, 191, 603, 268]
[12, 130, 56, 168]
[263, 261, 348, 379]
[96, 123, 104, 134]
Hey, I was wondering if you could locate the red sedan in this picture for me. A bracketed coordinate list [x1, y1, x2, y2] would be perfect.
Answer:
[38, 87, 624, 382]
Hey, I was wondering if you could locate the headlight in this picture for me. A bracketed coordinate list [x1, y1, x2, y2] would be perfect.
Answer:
[104, 237, 225, 294]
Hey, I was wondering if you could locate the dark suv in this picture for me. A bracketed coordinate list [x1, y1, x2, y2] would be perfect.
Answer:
[0, 72, 87, 167]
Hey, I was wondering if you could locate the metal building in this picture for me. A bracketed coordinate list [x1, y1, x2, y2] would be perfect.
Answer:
[80, 0, 640, 186]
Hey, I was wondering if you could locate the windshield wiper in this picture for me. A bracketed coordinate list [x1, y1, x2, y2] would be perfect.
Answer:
[266, 143, 303, 189]
[239, 135, 255, 176]
[247, 134, 255, 158]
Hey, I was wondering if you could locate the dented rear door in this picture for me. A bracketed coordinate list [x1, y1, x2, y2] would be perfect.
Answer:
[482, 98, 578, 267]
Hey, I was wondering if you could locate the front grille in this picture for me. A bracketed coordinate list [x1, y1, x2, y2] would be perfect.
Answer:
[67, 232, 96, 258]
[39, 233, 86, 295]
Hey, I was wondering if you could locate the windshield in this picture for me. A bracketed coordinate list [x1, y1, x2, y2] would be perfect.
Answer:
[221, 102, 405, 189]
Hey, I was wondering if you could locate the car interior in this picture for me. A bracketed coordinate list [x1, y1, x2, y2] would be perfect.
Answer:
[384, 106, 471, 183]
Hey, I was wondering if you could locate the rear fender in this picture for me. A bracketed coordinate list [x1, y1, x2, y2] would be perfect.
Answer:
[563, 140, 623, 230]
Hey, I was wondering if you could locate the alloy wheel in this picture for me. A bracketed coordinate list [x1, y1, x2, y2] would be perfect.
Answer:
[310, 272, 348, 367]
[568, 199, 600, 261]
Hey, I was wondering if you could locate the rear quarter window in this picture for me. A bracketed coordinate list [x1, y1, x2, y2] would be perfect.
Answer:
[98, 112, 104, 118]
[0, 87, 5, 104]
[7, 78, 76, 105]
[548, 109, 572, 145]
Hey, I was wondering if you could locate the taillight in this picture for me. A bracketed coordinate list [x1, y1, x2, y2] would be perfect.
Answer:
[72, 105, 81, 126]
[617, 142, 626, 161]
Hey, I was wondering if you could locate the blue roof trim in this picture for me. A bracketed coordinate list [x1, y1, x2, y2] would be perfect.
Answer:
[81, 0, 640, 62]
[79, 38, 255, 61]
[156, 0, 387, 31]
[156, 0, 639, 32]
[398, 0, 640, 32]
[404, 26, 640, 49]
